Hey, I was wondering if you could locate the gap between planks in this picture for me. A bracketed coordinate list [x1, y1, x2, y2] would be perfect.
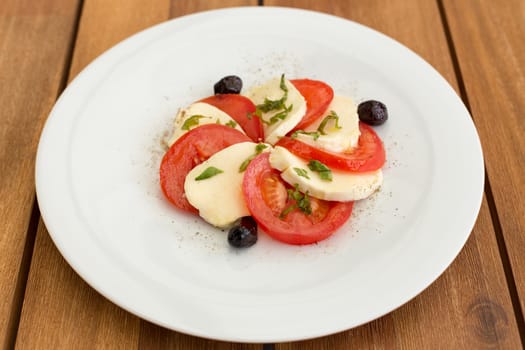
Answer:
[436, 0, 525, 342]
[5, 199, 39, 350]
[7, 1, 86, 349]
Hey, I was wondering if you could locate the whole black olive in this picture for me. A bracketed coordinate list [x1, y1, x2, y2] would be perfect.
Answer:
[228, 216, 257, 248]
[357, 100, 388, 126]
[214, 75, 243, 94]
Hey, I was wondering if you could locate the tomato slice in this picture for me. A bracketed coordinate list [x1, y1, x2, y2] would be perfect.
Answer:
[276, 122, 385, 172]
[160, 124, 251, 213]
[290, 79, 334, 131]
[200, 94, 263, 142]
[242, 153, 354, 245]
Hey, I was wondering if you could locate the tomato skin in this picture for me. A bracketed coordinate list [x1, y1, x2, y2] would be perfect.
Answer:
[243, 153, 354, 245]
[160, 124, 251, 213]
[200, 94, 264, 142]
[276, 122, 386, 172]
[290, 79, 334, 131]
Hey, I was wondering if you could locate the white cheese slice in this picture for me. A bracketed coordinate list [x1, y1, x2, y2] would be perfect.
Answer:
[167, 102, 245, 146]
[246, 77, 306, 145]
[294, 95, 361, 152]
[269, 146, 382, 201]
[184, 142, 271, 228]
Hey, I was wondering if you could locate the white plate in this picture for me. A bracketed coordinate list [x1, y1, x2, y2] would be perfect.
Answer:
[36, 7, 484, 343]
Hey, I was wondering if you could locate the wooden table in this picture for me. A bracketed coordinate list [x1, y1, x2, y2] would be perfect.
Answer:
[2, 0, 524, 348]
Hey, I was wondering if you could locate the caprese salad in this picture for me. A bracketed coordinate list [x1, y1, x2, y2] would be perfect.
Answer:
[160, 75, 387, 248]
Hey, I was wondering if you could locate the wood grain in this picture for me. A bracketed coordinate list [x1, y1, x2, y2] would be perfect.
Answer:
[442, 0, 525, 317]
[15, 0, 261, 349]
[15, 225, 140, 349]
[0, 0, 80, 348]
[15, 0, 170, 348]
[265, 0, 523, 348]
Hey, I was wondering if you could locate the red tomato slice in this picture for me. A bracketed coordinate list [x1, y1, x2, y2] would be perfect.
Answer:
[242, 153, 354, 245]
[160, 124, 251, 213]
[200, 94, 264, 142]
[290, 79, 334, 131]
[276, 122, 386, 172]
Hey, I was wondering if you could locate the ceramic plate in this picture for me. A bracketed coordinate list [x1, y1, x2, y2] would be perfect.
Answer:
[36, 7, 484, 343]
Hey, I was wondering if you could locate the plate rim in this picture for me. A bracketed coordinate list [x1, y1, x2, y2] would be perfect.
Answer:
[35, 6, 485, 343]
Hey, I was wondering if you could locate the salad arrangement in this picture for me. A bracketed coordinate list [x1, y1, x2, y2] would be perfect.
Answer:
[160, 75, 387, 247]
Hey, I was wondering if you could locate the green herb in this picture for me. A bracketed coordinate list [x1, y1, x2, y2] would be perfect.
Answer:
[317, 110, 342, 135]
[280, 73, 289, 92]
[255, 74, 293, 125]
[239, 143, 268, 172]
[279, 184, 312, 219]
[195, 166, 223, 181]
[308, 160, 333, 181]
[279, 204, 296, 218]
[215, 118, 221, 124]
[182, 115, 209, 131]
[267, 104, 293, 125]
[291, 130, 321, 140]
[225, 120, 237, 128]
[293, 167, 310, 179]
[255, 143, 268, 153]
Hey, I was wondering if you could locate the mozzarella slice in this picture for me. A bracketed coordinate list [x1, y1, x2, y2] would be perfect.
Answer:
[269, 146, 382, 201]
[246, 76, 306, 145]
[293, 95, 361, 152]
[184, 142, 271, 228]
[167, 102, 245, 146]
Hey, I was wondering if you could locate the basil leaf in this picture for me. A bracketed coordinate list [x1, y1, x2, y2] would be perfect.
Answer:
[239, 143, 268, 172]
[256, 74, 292, 125]
[255, 143, 268, 153]
[182, 115, 209, 131]
[308, 160, 333, 181]
[293, 167, 310, 179]
[317, 110, 342, 135]
[195, 166, 223, 181]
[225, 120, 237, 128]
[279, 184, 312, 219]
[291, 130, 321, 140]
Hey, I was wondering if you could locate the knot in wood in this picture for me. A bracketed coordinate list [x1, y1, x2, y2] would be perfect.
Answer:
[466, 299, 508, 345]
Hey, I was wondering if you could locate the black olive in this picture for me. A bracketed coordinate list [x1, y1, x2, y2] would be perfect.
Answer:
[214, 75, 243, 94]
[357, 100, 388, 126]
[228, 216, 257, 248]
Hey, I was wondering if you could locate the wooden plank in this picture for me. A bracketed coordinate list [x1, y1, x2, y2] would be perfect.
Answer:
[14, 0, 170, 349]
[15, 225, 140, 350]
[0, 0, 80, 349]
[15, 0, 262, 349]
[264, 0, 523, 348]
[442, 0, 525, 319]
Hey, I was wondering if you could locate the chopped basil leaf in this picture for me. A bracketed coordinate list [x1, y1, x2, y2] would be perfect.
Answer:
[308, 160, 333, 181]
[256, 74, 293, 125]
[257, 97, 286, 113]
[255, 143, 268, 153]
[291, 130, 321, 140]
[293, 167, 310, 179]
[317, 110, 342, 135]
[279, 184, 311, 219]
[225, 120, 237, 128]
[181, 115, 209, 131]
[238, 158, 252, 173]
[195, 166, 223, 181]
[239, 143, 268, 172]
[279, 204, 297, 219]
[279, 73, 289, 93]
